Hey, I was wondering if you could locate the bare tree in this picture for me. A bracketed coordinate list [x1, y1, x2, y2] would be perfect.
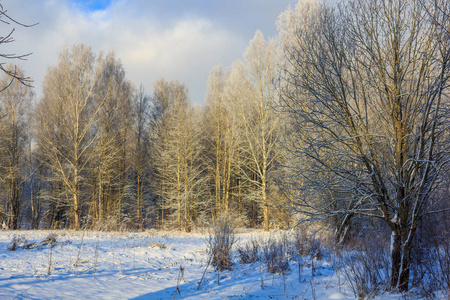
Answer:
[278, 0, 450, 291]
[90, 52, 134, 228]
[152, 79, 206, 231]
[203, 65, 239, 222]
[37, 44, 106, 230]
[227, 31, 281, 231]
[0, 66, 32, 229]
[132, 85, 151, 228]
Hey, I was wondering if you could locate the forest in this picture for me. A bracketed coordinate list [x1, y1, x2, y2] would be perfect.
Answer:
[0, 0, 449, 295]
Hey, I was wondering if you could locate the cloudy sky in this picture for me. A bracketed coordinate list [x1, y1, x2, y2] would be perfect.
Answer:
[3, 0, 300, 104]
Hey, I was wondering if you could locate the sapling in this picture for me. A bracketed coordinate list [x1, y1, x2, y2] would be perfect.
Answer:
[47, 244, 53, 275]
[73, 230, 86, 267]
[173, 265, 184, 300]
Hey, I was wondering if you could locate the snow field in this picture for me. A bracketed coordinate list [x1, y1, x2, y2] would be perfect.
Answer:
[0, 230, 441, 299]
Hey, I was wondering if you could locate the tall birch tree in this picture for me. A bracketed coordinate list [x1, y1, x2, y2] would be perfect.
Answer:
[228, 31, 281, 231]
[153, 79, 206, 231]
[37, 44, 105, 230]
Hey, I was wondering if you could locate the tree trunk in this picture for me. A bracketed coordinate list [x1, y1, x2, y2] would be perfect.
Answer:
[390, 229, 401, 289]
[8, 177, 20, 230]
[137, 173, 142, 229]
[73, 192, 80, 230]
[399, 246, 411, 292]
[262, 181, 269, 231]
[390, 228, 412, 292]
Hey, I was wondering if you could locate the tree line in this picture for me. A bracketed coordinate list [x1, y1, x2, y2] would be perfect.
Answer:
[0, 0, 449, 292]
[0, 34, 288, 232]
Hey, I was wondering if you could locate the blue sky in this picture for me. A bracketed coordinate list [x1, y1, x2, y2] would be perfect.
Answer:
[74, 0, 112, 11]
[3, 0, 299, 103]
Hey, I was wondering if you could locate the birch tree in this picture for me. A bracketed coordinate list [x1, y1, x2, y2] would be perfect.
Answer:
[203, 66, 240, 222]
[37, 44, 105, 230]
[228, 31, 281, 231]
[153, 79, 206, 231]
[0, 66, 32, 229]
[278, 0, 450, 291]
[90, 52, 133, 227]
[0, 3, 35, 89]
[132, 86, 151, 228]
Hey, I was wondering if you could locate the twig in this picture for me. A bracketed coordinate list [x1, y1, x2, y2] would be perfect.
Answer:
[73, 230, 86, 267]
[197, 254, 212, 290]
[310, 280, 316, 300]
[47, 246, 53, 275]
[173, 265, 184, 299]
[93, 235, 99, 278]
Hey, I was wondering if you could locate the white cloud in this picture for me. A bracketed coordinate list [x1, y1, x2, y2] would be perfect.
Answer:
[2, 0, 297, 104]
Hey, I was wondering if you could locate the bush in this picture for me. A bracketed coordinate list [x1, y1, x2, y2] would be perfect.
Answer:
[7, 235, 25, 251]
[262, 238, 290, 274]
[289, 232, 324, 260]
[41, 234, 58, 247]
[92, 215, 130, 231]
[236, 232, 325, 275]
[208, 215, 236, 271]
[7, 235, 42, 251]
[149, 242, 167, 249]
[341, 243, 390, 299]
[237, 238, 260, 264]
[418, 240, 450, 297]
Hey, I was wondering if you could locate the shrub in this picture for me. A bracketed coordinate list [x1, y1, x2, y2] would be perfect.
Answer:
[7, 234, 61, 251]
[418, 239, 450, 297]
[7, 235, 24, 251]
[208, 215, 236, 271]
[8, 235, 40, 251]
[262, 238, 290, 274]
[341, 243, 390, 299]
[41, 234, 58, 247]
[238, 238, 260, 264]
[289, 232, 324, 261]
[149, 242, 167, 249]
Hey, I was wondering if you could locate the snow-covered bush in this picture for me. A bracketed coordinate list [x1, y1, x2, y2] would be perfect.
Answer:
[92, 215, 130, 231]
[7, 235, 28, 251]
[236, 232, 325, 275]
[42, 233, 58, 247]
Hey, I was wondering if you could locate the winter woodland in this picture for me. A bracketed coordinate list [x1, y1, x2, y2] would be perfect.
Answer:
[0, 0, 449, 298]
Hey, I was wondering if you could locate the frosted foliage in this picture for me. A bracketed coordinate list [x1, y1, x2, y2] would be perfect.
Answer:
[277, 0, 322, 49]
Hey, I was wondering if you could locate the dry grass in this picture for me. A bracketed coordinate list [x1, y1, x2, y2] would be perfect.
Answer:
[149, 242, 167, 249]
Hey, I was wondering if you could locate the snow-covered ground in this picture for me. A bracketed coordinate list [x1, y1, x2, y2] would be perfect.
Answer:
[0, 230, 444, 299]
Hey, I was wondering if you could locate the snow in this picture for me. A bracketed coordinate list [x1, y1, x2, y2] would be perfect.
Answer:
[0, 230, 444, 299]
